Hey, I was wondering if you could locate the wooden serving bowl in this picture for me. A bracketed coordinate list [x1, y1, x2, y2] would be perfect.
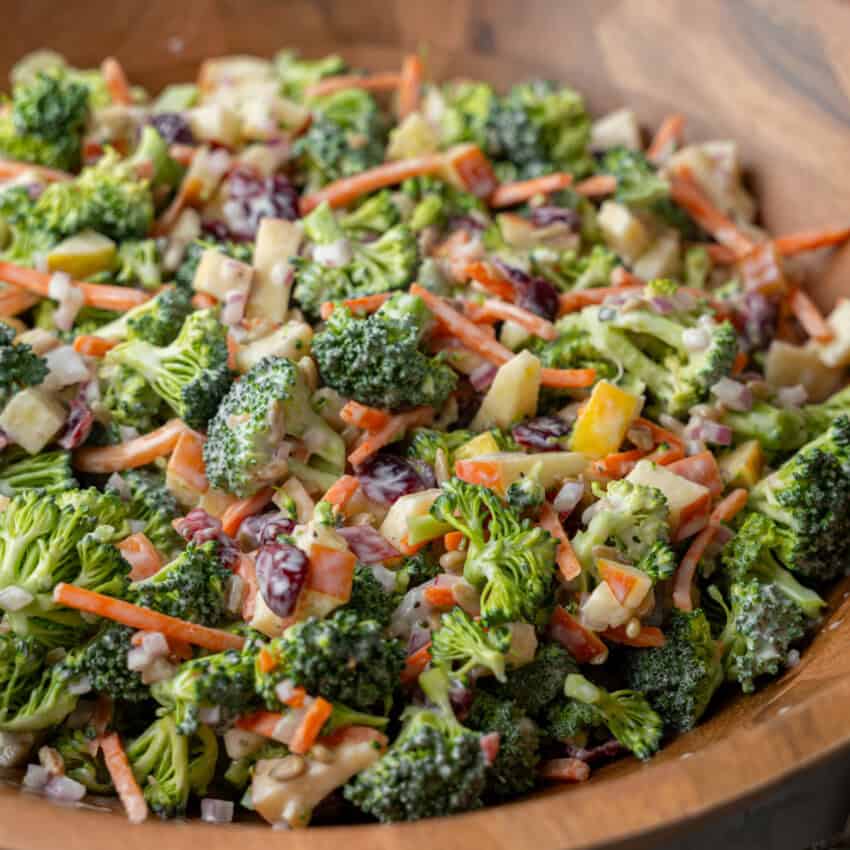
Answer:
[2, 1, 850, 847]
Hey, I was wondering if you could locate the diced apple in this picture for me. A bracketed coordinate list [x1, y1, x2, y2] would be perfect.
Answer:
[626, 460, 711, 539]
[387, 112, 440, 160]
[471, 350, 541, 431]
[197, 488, 237, 519]
[590, 108, 641, 152]
[598, 201, 652, 263]
[198, 56, 274, 93]
[570, 380, 644, 459]
[597, 558, 652, 609]
[188, 104, 241, 147]
[249, 591, 287, 638]
[0, 388, 65, 455]
[632, 230, 681, 280]
[47, 230, 116, 279]
[237, 142, 292, 177]
[580, 581, 630, 631]
[719, 440, 763, 489]
[15, 328, 59, 356]
[505, 622, 538, 669]
[497, 213, 579, 252]
[818, 299, 850, 369]
[192, 248, 254, 301]
[246, 218, 302, 322]
[235, 321, 313, 373]
[765, 340, 843, 402]
[454, 432, 501, 460]
[454, 451, 587, 495]
[379, 489, 442, 551]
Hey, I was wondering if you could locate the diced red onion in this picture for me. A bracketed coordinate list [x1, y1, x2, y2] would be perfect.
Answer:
[777, 384, 807, 407]
[553, 481, 584, 515]
[314, 238, 352, 268]
[47, 271, 72, 301]
[57, 397, 94, 450]
[658, 414, 685, 435]
[199, 705, 222, 725]
[369, 564, 398, 593]
[337, 525, 400, 564]
[0, 586, 34, 612]
[711, 377, 753, 412]
[696, 420, 733, 446]
[23, 764, 51, 790]
[107, 472, 131, 500]
[407, 624, 431, 654]
[469, 362, 497, 392]
[67, 676, 92, 696]
[221, 290, 247, 326]
[43, 346, 90, 391]
[682, 327, 710, 352]
[581, 499, 604, 525]
[274, 679, 298, 704]
[45, 775, 87, 803]
[201, 798, 235, 824]
[649, 297, 675, 315]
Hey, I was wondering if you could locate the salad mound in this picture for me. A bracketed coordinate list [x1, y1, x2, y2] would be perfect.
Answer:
[0, 48, 846, 828]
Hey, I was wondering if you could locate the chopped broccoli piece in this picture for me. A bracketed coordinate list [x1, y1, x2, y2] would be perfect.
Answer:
[431, 608, 511, 682]
[398, 550, 441, 589]
[52, 728, 113, 793]
[401, 175, 485, 232]
[96, 286, 193, 346]
[541, 697, 600, 744]
[65, 623, 148, 702]
[437, 81, 495, 148]
[406, 428, 476, 467]
[0, 448, 74, 497]
[114, 239, 163, 291]
[342, 563, 400, 627]
[100, 362, 166, 433]
[0, 632, 46, 726]
[0, 323, 47, 408]
[0, 654, 78, 732]
[340, 191, 401, 236]
[274, 50, 347, 102]
[720, 399, 808, 454]
[128, 124, 184, 191]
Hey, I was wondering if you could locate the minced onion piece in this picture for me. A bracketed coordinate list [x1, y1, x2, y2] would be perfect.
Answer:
[469, 362, 497, 392]
[649, 296, 675, 315]
[274, 679, 298, 704]
[225, 574, 245, 615]
[42, 346, 90, 391]
[271, 705, 308, 744]
[221, 290, 247, 326]
[107, 472, 131, 500]
[697, 420, 733, 446]
[128, 519, 146, 534]
[711, 377, 753, 412]
[199, 705, 222, 725]
[49, 274, 85, 332]
[201, 798, 235, 824]
[67, 676, 92, 696]
[686, 439, 708, 456]
[23, 764, 50, 790]
[126, 647, 151, 672]
[45, 775, 87, 803]
[141, 631, 169, 658]
[777, 384, 808, 407]
[141, 657, 177, 685]
[313, 238, 352, 268]
[0, 586, 34, 612]
[553, 480, 584, 515]
[118, 425, 140, 442]
[369, 564, 398, 593]
[682, 327, 710, 352]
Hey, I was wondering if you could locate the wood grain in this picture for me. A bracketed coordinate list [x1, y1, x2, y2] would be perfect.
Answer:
[1, 1, 850, 848]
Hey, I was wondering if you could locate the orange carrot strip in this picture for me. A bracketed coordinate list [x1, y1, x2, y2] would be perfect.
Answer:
[320, 291, 392, 320]
[300, 154, 445, 214]
[490, 172, 573, 208]
[703, 243, 738, 264]
[283, 686, 307, 709]
[646, 113, 685, 163]
[168, 639, 193, 661]
[340, 400, 392, 431]
[167, 428, 208, 494]
[539, 757, 591, 783]
[117, 533, 163, 581]
[348, 405, 435, 467]
[398, 55, 424, 119]
[191, 292, 218, 309]
[100, 733, 148, 824]
[774, 225, 850, 257]
[321, 475, 361, 508]
[557, 284, 642, 316]
[788, 287, 834, 342]
[464, 299, 558, 341]
[423, 585, 456, 608]
[602, 625, 666, 648]
[672, 488, 748, 612]
[235, 711, 284, 738]
[731, 350, 748, 376]
[401, 642, 432, 683]
[635, 417, 685, 454]
[443, 144, 499, 199]
[574, 174, 617, 197]
[72, 335, 118, 357]
[306, 72, 402, 99]
[221, 488, 275, 537]
[0, 288, 40, 317]
[0, 158, 72, 183]
[226, 332, 239, 370]
[548, 606, 608, 663]
[593, 448, 648, 479]
[53, 583, 245, 651]
[257, 647, 277, 674]
[289, 697, 334, 755]
[540, 366, 597, 388]
[669, 168, 754, 257]
[101, 57, 133, 105]
[444, 531, 464, 551]
[540, 503, 582, 581]
[73, 419, 186, 474]
[463, 261, 516, 301]
[0, 261, 150, 311]
[307, 544, 356, 601]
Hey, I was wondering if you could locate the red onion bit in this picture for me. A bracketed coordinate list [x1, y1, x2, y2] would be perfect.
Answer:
[710, 377, 753, 412]
[337, 525, 400, 564]
[553, 480, 585, 516]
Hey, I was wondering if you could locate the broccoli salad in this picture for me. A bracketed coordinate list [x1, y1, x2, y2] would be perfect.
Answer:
[0, 46, 846, 828]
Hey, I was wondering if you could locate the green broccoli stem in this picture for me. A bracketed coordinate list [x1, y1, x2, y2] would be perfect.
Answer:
[754, 554, 825, 619]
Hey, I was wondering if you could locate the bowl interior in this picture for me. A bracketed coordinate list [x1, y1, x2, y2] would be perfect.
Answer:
[2, 1, 850, 848]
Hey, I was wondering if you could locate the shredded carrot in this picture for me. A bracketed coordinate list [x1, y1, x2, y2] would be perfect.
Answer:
[257, 648, 278, 674]
[221, 487, 275, 537]
[321, 475, 361, 509]
[788, 287, 834, 342]
[289, 697, 334, 755]
[593, 447, 648, 479]
[0, 261, 150, 311]
[672, 488, 748, 612]
[340, 400, 392, 431]
[101, 57, 133, 106]
[91, 695, 114, 745]
[72, 335, 118, 357]
[444, 531, 464, 551]
[464, 299, 558, 341]
[731, 350, 748, 376]
[574, 174, 617, 197]
[669, 167, 754, 257]
[397, 55, 424, 119]
[539, 757, 591, 783]
[464, 261, 516, 301]
[100, 732, 148, 824]
[774, 225, 850, 257]
[235, 711, 285, 739]
[423, 585, 456, 608]
[306, 71, 402, 99]
[602, 625, 666, 648]
[548, 606, 608, 664]
[0, 288, 40, 317]
[646, 113, 686, 162]
[306, 544, 356, 601]
[490, 172, 573, 208]
[300, 154, 444, 214]
[539, 503, 582, 581]
[0, 158, 72, 183]
[167, 428, 208, 495]
[117, 533, 163, 581]
[348, 405, 435, 467]
[400, 642, 432, 683]
[539, 367, 597, 388]
[557, 284, 642, 316]
[320, 291, 392, 320]
[168, 639, 193, 661]
[635, 417, 685, 455]
[283, 686, 307, 709]
[74, 419, 186, 474]
[191, 292, 218, 309]
[703, 242, 738, 264]
[53, 582, 246, 651]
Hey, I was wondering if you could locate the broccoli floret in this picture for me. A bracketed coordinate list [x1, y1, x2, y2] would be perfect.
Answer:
[563, 673, 662, 760]
[0, 323, 47, 407]
[129, 541, 230, 625]
[292, 202, 418, 319]
[542, 697, 600, 744]
[255, 610, 405, 713]
[530, 316, 619, 388]
[505, 468, 546, 514]
[100, 363, 165, 432]
[401, 175, 485, 232]
[466, 691, 540, 799]
[340, 191, 401, 236]
[572, 479, 676, 579]
[0, 70, 89, 171]
[204, 355, 344, 497]
[398, 550, 441, 589]
[95, 286, 193, 346]
[126, 713, 218, 818]
[431, 608, 511, 682]
[800, 384, 850, 441]
[106, 309, 232, 429]
[406, 428, 476, 467]
[342, 564, 400, 627]
[313, 294, 457, 412]
[55, 487, 131, 542]
[532, 244, 618, 293]
[274, 49, 347, 102]
[720, 399, 808, 453]
[295, 89, 386, 190]
[113, 238, 163, 290]
[128, 124, 184, 191]
[344, 667, 488, 822]
[430, 478, 557, 625]
[437, 81, 495, 148]
[0, 448, 74, 497]
[0, 654, 78, 732]
[0, 633, 46, 726]
[74, 531, 131, 597]
[52, 728, 113, 793]
[65, 622, 148, 702]
[174, 238, 253, 293]
[152, 646, 258, 735]
[622, 609, 724, 732]
[747, 417, 850, 582]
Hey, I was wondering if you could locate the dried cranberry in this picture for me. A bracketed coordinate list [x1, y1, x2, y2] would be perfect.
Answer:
[565, 739, 624, 764]
[529, 206, 581, 230]
[255, 542, 309, 617]
[238, 511, 295, 549]
[513, 416, 572, 451]
[148, 112, 195, 146]
[201, 220, 232, 242]
[494, 262, 559, 321]
[407, 458, 437, 489]
[356, 455, 425, 505]
[174, 509, 240, 567]
[57, 398, 94, 450]
[337, 526, 400, 564]
[479, 732, 501, 766]
[220, 167, 299, 240]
